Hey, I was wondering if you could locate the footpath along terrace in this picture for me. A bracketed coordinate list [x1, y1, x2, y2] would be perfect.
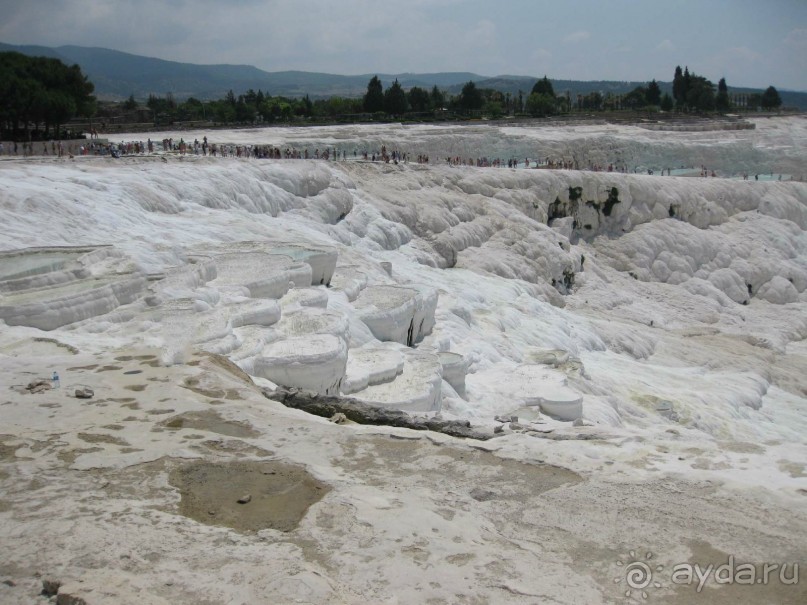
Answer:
[0, 134, 798, 181]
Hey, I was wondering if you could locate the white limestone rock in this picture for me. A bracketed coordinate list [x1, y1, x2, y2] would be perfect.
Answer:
[352, 347, 443, 412]
[330, 266, 370, 302]
[211, 252, 310, 300]
[468, 363, 583, 421]
[253, 334, 347, 395]
[353, 284, 437, 346]
[267, 245, 338, 286]
[756, 275, 799, 304]
[0, 274, 148, 331]
[438, 351, 467, 397]
[342, 344, 405, 395]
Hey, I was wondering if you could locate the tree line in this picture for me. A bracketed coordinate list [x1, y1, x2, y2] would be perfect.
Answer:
[0, 50, 787, 137]
[170, 68, 779, 124]
[0, 51, 96, 140]
[670, 65, 781, 112]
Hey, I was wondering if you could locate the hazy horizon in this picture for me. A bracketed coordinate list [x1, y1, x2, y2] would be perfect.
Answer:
[1, 0, 805, 91]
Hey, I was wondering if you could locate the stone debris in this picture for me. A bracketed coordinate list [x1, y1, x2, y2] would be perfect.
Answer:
[75, 387, 94, 399]
[329, 412, 348, 424]
[26, 380, 52, 394]
[41, 578, 61, 597]
[269, 387, 491, 440]
[237, 494, 252, 504]
[55, 581, 89, 605]
[470, 488, 497, 502]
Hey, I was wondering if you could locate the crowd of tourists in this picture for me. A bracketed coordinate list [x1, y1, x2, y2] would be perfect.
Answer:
[0, 135, 800, 181]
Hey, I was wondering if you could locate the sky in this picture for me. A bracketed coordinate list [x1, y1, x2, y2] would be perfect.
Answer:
[1, 0, 806, 90]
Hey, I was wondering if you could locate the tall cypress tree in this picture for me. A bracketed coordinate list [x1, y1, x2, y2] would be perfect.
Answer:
[672, 66, 684, 105]
[384, 79, 407, 115]
[646, 79, 661, 106]
[715, 77, 730, 111]
[363, 76, 384, 113]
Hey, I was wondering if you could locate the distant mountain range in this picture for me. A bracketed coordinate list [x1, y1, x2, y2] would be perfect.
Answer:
[2, 42, 806, 109]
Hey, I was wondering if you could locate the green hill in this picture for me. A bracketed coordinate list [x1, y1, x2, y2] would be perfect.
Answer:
[2, 42, 805, 109]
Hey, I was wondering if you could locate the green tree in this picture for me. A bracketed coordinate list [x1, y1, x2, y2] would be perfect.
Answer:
[484, 100, 504, 118]
[430, 85, 445, 110]
[235, 98, 254, 122]
[646, 79, 661, 106]
[458, 81, 484, 112]
[579, 91, 603, 111]
[672, 65, 685, 107]
[526, 92, 555, 116]
[299, 94, 313, 117]
[407, 86, 430, 112]
[760, 86, 782, 110]
[180, 97, 205, 121]
[715, 77, 730, 111]
[363, 76, 384, 113]
[123, 94, 138, 110]
[531, 76, 555, 97]
[243, 89, 258, 106]
[0, 52, 95, 138]
[384, 78, 407, 115]
[624, 86, 648, 109]
[660, 93, 674, 111]
[686, 75, 715, 111]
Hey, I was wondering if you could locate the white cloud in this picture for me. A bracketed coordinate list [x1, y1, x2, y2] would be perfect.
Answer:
[655, 39, 675, 52]
[531, 48, 552, 62]
[783, 28, 807, 49]
[469, 19, 496, 48]
[563, 30, 590, 44]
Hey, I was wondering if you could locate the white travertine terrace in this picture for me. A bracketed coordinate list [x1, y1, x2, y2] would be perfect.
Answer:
[352, 347, 443, 412]
[210, 252, 309, 299]
[253, 334, 348, 396]
[438, 351, 467, 397]
[1, 117, 807, 604]
[342, 344, 406, 395]
[353, 284, 438, 345]
[0, 247, 148, 330]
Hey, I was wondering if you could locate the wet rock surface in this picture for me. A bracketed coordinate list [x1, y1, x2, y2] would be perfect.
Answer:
[169, 460, 330, 533]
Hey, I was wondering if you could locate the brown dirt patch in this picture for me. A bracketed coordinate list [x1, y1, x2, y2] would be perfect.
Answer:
[181, 377, 244, 401]
[169, 460, 329, 533]
[0, 441, 19, 461]
[57, 446, 102, 464]
[339, 435, 582, 497]
[77, 433, 130, 446]
[161, 411, 259, 438]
